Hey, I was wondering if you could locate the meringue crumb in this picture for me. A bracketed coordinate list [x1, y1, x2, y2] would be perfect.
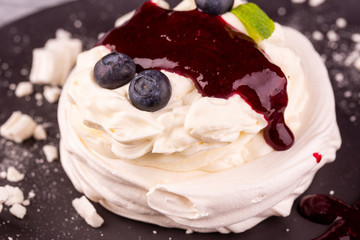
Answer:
[9, 203, 27, 219]
[43, 145, 58, 163]
[72, 196, 104, 228]
[186, 229, 193, 234]
[33, 125, 47, 140]
[43, 86, 61, 103]
[6, 166, 25, 182]
[329, 190, 335, 195]
[4, 185, 24, 206]
[0, 186, 9, 204]
[0, 111, 37, 143]
[22, 199, 31, 206]
[15, 82, 33, 98]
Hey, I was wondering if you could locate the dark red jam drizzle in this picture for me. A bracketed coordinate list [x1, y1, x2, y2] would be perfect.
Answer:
[97, 2, 294, 150]
[299, 194, 360, 240]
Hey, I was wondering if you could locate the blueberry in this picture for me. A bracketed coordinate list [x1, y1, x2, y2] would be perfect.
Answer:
[94, 51, 136, 89]
[195, 0, 234, 15]
[129, 70, 171, 112]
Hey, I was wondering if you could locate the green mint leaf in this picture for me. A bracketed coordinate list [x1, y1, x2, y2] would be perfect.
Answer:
[231, 3, 275, 42]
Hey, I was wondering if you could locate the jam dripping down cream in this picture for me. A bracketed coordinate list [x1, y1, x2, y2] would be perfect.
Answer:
[97, 2, 294, 150]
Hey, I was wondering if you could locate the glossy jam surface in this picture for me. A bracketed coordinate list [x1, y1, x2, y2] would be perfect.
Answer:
[299, 194, 360, 240]
[98, 2, 294, 150]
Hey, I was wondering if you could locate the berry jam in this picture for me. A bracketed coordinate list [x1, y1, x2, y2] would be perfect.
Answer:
[299, 194, 360, 239]
[98, 2, 294, 150]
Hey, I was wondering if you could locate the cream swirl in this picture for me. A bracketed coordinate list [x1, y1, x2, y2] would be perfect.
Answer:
[58, 0, 341, 233]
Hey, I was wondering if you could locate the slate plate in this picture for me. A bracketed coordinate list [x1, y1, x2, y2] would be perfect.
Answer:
[0, 0, 359, 239]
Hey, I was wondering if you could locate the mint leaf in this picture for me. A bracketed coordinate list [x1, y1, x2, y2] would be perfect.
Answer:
[231, 3, 275, 42]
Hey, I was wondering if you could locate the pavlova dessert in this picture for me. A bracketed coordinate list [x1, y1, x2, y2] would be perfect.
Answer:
[58, 0, 341, 233]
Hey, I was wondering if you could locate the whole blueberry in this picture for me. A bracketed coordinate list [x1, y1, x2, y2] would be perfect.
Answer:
[129, 70, 171, 112]
[195, 0, 234, 15]
[94, 51, 136, 89]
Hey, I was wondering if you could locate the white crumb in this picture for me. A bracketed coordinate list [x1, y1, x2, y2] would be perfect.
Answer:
[4, 185, 24, 206]
[9, 203, 27, 219]
[43, 145, 58, 163]
[33, 125, 47, 140]
[72, 196, 104, 228]
[15, 82, 33, 98]
[6, 166, 25, 182]
[0, 111, 37, 143]
[43, 86, 61, 103]
[22, 199, 31, 206]
[0, 186, 9, 204]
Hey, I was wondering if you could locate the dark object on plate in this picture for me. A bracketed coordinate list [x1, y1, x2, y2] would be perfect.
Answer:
[299, 194, 360, 240]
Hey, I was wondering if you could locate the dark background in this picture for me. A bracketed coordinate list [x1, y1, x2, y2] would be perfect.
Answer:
[0, 0, 359, 239]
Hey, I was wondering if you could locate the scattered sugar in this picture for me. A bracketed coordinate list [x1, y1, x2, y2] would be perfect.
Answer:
[74, 20, 83, 29]
[344, 91, 352, 98]
[350, 116, 357, 122]
[309, 0, 326, 7]
[277, 7, 287, 16]
[285, 228, 290, 232]
[20, 68, 29, 76]
[8, 83, 16, 91]
[335, 18, 347, 29]
[312, 31, 324, 41]
[354, 57, 360, 71]
[152, 230, 157, 234]
[335, 73, 344, 82]
[327, 30, 339, 42]
[351, 33, 360, 43]
[329, 190, 335, 195]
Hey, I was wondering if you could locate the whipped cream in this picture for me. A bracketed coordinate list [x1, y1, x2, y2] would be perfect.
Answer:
[58, 0, 341, 233]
